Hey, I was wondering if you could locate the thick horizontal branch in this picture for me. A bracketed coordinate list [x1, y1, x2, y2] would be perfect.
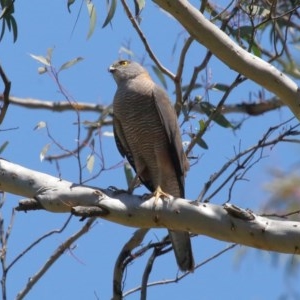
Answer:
[154, 0, 300, 120]
[0, 95, 285, 117]
[0, 159, 300, 254]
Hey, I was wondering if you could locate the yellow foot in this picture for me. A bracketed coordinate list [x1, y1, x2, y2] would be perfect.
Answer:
[153, 186, 172, 206]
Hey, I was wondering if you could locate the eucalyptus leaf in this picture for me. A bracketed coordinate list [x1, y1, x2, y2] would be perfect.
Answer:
[134, 0, 145, 17]
[67, 0, 76, 13]
[29, 54, 51, 66]
[58, 57, 83, 72]
[87, 154, 95, 173]
[10, 15, 17, 42]
[124, 162, 134, 189]
[86, 0, 97, 39]
[0, 141, 9, 154]
[195, 136, 208, 149]
[200, 102, 233, 128]
[40, 143, 51, 162]
[212, 83, 229, 92]
[152, 65, 167, 89]
[102, 0, 117, 28]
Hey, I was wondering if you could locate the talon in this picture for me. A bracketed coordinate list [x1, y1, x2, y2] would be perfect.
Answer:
[153, 186, 172, 206]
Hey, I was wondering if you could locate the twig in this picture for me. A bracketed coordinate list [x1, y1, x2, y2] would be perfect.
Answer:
[16, 217, 96, 300]
[120, 0, 175, 81]
[186, 74, 244, 156]
[198, 119, 300, 202]
[174, 36, 194, 115]
[6, 215, 73, 272]
[123, 244, 236, 297]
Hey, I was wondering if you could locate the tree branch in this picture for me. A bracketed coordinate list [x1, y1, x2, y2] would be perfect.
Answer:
[0, 95, 111, 113]
[1, 159, 300, 255]
[153, 0, 300, 120]
[0, 94, 286, 117]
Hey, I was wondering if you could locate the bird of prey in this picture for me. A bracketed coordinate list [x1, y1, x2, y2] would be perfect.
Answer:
[109, 60, 194, 272]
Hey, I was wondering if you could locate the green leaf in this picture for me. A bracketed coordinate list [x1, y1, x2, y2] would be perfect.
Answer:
[243, 5, 270, 18]
[251, 43, 262, 57]
[124, 162, 134, 189]
[87, 153, 95, 173]
[200, 102, 233, 128]
[9, 15, 17, 42]
[0, 20, 6, 42]
[29, 54, 51, 66]
[196, 136, 208, 149]
[152, 65, 167, 89]
[189, 132, 208, 150]
[198, 119, 206, 131]
[0, 3, 13, 20]
[181, 83, 202, 92]
[229, 26, 253, 43]
[192, 120, 208, 149]
[86, 0, 97, 39]
[102, 0, 117, 28]
[67, 0, 76, 13]
[0, 141, 9, 154]
[134, 0, 145, 17]
[58, 57, 83, 72]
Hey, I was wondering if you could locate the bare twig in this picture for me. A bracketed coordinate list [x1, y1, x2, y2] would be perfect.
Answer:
[186, 74, 244, 156]
[174, 36, 194, 115]
[123, 243, 236, 297]
[16, 217, 96, 300]
[120, 0, 175, 81]
[198, 119, 300, 202]
[6, 215, 73, 272]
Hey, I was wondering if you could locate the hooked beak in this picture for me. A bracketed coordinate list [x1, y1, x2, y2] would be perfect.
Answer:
[108, 65, 116, 73]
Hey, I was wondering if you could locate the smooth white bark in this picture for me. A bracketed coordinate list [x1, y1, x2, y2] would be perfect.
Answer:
[0, 159, 300, 254]
[153, 0, 300, 119]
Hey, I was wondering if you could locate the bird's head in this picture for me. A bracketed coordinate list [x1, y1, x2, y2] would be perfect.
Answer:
[109, 60, 147, 85]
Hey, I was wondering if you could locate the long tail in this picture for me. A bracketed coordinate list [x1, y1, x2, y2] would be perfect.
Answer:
[168, 230, 194, 271]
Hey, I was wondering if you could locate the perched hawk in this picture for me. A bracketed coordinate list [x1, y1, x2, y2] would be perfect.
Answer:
[109, 60, 194, 271]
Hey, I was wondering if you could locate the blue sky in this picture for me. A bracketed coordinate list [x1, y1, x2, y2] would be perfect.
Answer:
[1, 1, 300, 299]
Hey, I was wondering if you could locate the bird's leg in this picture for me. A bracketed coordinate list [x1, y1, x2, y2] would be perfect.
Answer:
[153, 185, 172, 206]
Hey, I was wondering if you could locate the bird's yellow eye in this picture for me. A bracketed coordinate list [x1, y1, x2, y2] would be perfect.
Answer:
[119, 60, 129, 67]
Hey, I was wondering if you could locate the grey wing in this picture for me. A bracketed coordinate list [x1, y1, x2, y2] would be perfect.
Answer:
[113, 116, 137, 173]
[152, 85, 188, 197]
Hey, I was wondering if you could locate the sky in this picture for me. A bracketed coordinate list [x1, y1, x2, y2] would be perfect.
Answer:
[1, 1, 300, 300]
